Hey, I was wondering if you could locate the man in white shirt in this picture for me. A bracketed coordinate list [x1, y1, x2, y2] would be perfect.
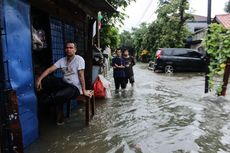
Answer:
[36, 41, 92, 125]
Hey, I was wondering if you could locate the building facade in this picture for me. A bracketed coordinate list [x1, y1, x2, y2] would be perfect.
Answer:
[186, 15, 208, 33]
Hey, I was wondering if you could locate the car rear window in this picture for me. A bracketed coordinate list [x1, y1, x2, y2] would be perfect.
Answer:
[162, 49, 173, 56]
[173, 49, 189, 57]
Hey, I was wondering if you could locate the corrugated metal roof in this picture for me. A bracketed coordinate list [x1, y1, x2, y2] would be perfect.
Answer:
[214, 14, 230, 29]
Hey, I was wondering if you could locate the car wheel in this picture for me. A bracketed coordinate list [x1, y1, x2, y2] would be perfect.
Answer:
[165, 65, 174, 73]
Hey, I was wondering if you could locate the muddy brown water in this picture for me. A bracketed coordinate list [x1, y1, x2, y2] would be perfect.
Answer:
[26, 63, 230, 153]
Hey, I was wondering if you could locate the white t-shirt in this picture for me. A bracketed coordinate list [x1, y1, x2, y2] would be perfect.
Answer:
[54, 55, 85, 92]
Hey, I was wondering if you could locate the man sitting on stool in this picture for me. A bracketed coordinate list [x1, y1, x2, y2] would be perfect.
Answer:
[36, 41, 92, 125]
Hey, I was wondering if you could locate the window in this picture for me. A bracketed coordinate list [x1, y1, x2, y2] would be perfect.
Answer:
[173, 49, 189, 57]
[188, 50, 202, 58]
[162, 49, 173, 56]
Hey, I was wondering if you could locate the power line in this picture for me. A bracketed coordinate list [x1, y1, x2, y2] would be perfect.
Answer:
[145, 11, 156, 22]
[135, 0, 156, 26]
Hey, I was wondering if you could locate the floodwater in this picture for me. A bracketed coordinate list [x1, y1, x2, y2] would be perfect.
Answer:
[26, 63, 230, 153]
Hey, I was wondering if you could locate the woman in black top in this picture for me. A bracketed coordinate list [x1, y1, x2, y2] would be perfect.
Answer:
[123, 49, 135, 87]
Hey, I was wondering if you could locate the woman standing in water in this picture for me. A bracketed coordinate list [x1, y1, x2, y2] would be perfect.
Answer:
[123, 49, 135, 87]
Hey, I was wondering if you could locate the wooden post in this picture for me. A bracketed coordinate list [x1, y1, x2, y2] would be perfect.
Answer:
[91, 94, 95, 117]
[85, 98, 90, 126]
[85, 17, 95, 89]
[220, 59, 230, 96]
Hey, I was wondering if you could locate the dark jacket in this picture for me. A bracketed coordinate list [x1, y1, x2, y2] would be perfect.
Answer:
[112, 57, 125, 78]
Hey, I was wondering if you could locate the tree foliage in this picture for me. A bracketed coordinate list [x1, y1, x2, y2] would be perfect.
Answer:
[150, 0, 192, 51]
[104, 0, 136, 25]
[120, 0, 192, 59]
[100, 25, 120, 50]
[132, 23, 148, 53]
[99, 0, 135, 49]
[203, 23, 230, 95]
[225, 1, 230, 13]
[120, 30, 133, 48]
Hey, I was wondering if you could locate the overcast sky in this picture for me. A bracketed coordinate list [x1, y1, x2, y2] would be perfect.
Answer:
[119, 0, 229, 31]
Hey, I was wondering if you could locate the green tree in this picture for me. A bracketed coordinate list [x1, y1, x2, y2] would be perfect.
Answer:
[203, 23, 230, 95]
[102, 0, 192, 59]
[225, 1, 230, 13]
[132, 23, 148, 53]
[104, 0, 136, 25]
[130, 0, 192, 59]
[155, 0, 192, 48]
[100, 25, 120, 50]
[120, 30, 133, 48]
[144, 21, 162, 53]
[99, 0, 135, 49]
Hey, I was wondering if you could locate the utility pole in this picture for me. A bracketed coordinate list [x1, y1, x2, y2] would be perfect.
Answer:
[205, 0, 212, 93]
[207, 0, 212, 25]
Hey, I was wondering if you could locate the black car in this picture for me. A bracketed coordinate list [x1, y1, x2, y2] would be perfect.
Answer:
[154, 48, 206, 73]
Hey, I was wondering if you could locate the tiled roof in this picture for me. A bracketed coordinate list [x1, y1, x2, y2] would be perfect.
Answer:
[214, 14, 230, 29]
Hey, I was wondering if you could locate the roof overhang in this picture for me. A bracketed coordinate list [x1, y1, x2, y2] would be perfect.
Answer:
[30, 0, 117, 20]
[84, 0, 116, 13]
[68, 0, 117, 18]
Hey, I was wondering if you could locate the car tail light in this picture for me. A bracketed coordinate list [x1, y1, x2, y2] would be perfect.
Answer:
[156, 49, 162, 59]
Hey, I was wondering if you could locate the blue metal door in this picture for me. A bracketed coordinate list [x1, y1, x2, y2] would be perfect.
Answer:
[2, 0, 38, 147]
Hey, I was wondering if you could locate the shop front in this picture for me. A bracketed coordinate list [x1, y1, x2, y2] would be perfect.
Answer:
[0, 0, 115, 152]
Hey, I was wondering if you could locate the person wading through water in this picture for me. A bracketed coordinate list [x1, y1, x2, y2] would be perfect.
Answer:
[112, 49, 126, 93]
[123, 49, 135, 87]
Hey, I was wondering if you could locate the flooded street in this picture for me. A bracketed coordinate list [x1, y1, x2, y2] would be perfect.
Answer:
[26, 63, 230, 153]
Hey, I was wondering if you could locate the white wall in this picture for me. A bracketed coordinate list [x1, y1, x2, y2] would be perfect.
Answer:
[186, 22, 208, 33]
